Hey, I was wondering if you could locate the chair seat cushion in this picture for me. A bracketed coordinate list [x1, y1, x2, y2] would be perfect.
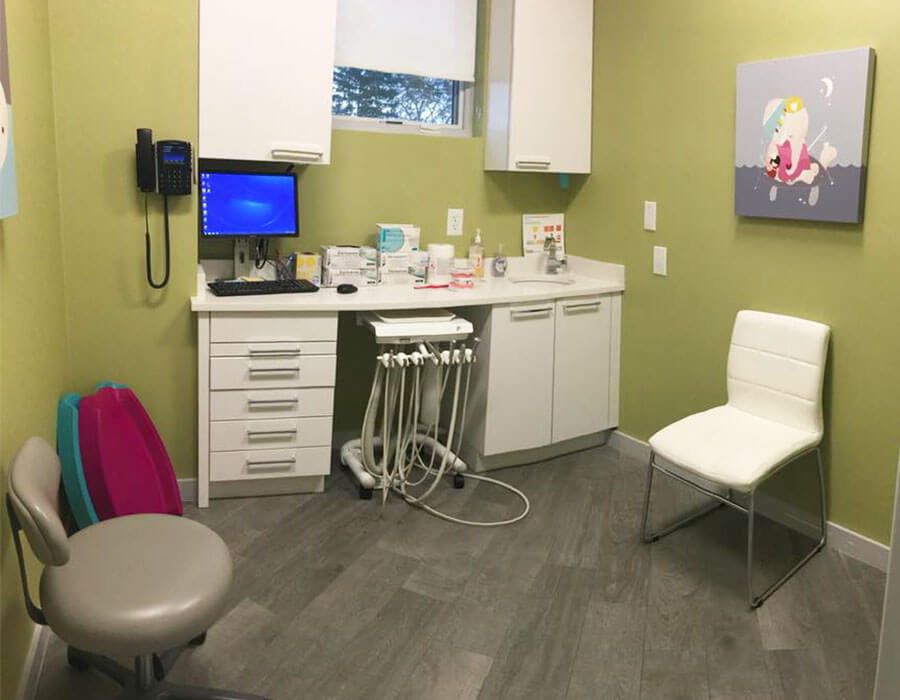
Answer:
[40, 514, 232, 658]
[648, 405, 820, 492]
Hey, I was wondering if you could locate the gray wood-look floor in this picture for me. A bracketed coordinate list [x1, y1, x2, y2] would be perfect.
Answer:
[33, 445, 886, 700]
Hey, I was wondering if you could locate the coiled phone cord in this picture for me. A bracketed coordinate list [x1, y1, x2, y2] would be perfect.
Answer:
[145, 194, 171, 289]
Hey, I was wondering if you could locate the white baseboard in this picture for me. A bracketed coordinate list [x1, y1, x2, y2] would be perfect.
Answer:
[15, 624, 50, 700]
[178, 478, 197, 504]
[608, 429, 890, 572]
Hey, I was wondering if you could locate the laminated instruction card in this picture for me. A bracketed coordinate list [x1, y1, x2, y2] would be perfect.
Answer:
[522, 213, 565, 257]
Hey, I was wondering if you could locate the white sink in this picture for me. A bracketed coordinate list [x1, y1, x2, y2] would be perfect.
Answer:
[508, 275, 576, 285]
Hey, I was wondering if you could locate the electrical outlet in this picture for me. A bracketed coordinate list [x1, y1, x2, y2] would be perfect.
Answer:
[653, 246, 667, 276]
[447, 208, 464, 237]
[643, 201, 657, 231]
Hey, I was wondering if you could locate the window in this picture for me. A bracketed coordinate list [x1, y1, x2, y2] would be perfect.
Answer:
[333, 0, 477, 136]
[332, 66, 470, 134]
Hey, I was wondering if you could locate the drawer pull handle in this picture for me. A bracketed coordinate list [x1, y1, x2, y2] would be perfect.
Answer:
[248, 366, 300, 374]
[246, 457, 296, 471]
[563, 301, 602, 312]
[247, 398, 300, 406]
[247, 429, 298, 438]
[248, 348, 302, 357]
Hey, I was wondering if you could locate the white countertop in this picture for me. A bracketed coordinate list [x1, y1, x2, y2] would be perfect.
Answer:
[191, 255, 625, 313]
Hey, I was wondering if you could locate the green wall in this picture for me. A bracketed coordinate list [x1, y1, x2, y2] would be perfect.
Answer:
[0, 0, 68, 696]
[567, 0, 900, 543]
[47, 0, 572, 477]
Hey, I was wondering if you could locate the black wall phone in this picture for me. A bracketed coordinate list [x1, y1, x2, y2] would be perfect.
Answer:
[136, 128, 192, 288]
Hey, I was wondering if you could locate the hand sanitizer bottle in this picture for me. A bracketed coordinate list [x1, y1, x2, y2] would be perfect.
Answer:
[469, 229, 484, 279]
[492, 242, 508, 277]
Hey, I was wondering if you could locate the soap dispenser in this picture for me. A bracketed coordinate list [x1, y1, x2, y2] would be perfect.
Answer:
[469, 229, 484, 279]
[492, 242, 508, 277]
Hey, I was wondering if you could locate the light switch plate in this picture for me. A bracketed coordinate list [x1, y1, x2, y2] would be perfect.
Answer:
[643, 201, 657, 231]
[447, 208, 464, 237]
[653, 246, 667, 276]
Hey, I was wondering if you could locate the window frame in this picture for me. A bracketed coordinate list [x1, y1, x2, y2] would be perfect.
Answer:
[332, 76, 474, 138]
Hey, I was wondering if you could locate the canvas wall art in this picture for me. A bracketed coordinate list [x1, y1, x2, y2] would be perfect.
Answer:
[735, 47, 874, 224]
[0, 0, 16, 219]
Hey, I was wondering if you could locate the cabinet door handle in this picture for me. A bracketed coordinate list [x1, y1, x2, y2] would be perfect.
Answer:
[510, 305, 553, 319]
[247, 397, 300, 406]
[246, 457, 296, 471]
[248, 365, 300, 374]
[563, 301, 602, 312]
[514, 156, 552, 169]
[271, 143, 324, 163]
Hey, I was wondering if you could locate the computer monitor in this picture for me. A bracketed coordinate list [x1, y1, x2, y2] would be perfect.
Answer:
[199, 169, 299, 238]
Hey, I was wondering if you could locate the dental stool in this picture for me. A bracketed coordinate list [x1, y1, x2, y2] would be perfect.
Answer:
[7, 437, 268, 700]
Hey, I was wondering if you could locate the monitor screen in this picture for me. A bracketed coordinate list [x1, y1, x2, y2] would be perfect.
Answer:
[199, 170, 298, 238]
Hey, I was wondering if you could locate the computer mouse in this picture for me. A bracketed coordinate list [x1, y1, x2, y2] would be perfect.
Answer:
[337, 284, 358, 294]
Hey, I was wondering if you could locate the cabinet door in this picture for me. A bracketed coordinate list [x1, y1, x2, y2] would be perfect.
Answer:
[483, 302, 555, 455]
[507, 0, 593, 173]
[199, 0, 337, 164]
[552, 296, 612, 443]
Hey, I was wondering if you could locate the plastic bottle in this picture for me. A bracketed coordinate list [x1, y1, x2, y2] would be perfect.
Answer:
[469, 229, 484, 279]
[492, 242, 508, 278]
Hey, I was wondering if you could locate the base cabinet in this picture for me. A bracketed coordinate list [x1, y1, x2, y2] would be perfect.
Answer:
[460, 293, 621, 469]
[197, 311, 338, 506]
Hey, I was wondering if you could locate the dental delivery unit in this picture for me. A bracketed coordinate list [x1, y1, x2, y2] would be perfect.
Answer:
[340, 309, 530, 527]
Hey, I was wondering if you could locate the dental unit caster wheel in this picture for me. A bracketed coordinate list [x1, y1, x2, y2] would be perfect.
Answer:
[359, 485, 374, 500]
[453, 473, 465, 489]
[67, 648, 90, 671]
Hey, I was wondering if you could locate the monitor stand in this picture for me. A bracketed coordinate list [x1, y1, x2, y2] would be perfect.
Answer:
[233, 238, 252, 279]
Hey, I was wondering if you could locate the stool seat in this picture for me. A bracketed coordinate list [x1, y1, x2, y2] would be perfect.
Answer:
[40, 514, 232, 658]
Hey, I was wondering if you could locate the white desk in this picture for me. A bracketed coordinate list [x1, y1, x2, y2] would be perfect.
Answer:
[191, 256, 625, 506]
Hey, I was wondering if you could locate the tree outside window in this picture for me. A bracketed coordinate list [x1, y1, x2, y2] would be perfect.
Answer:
[332, 66, 458, 125]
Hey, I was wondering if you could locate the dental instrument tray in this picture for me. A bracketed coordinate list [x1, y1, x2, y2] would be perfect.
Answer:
[359, 309, 473, 343]
[207, 278, 319, 296]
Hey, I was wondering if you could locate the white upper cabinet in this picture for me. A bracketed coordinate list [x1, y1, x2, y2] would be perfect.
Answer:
[484, 0, 593, 174]
[199, 0, 337, 164]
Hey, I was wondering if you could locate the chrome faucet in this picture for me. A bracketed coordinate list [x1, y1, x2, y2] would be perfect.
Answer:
[543, 234, 565, 274]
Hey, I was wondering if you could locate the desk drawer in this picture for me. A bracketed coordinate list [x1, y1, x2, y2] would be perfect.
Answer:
[210, 312, 337, 343]
[210, 356, 336, 390]
[210, 416, 333, 452]
[210, 446, 331, 482]
[210, 388, 334, 421]
[210, 341, 336, 358]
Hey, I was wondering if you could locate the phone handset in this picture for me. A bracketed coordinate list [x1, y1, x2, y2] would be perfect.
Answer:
[135, 128, 192, 289]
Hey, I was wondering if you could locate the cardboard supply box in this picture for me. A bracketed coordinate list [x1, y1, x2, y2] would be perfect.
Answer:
[375, 224, 420, 254]
[379, 269, 413, 285]
[320, 245, 363, 270]
[378, 250, 410, 273]
[295, 253, 321, 285]
[321, 268, 368, 288]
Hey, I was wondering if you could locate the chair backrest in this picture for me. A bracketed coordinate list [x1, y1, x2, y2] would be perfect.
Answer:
[726, 310, 831, 436]
[7, 437, 70, 566]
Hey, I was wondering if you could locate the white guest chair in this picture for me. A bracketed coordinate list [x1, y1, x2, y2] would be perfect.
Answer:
[641, 310, 830, 608]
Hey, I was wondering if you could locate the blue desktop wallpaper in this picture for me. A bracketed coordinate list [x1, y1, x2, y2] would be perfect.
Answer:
[200, 172, 297, 237]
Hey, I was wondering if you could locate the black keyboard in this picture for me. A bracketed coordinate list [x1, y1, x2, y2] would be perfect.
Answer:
[207, 279, 319, 297]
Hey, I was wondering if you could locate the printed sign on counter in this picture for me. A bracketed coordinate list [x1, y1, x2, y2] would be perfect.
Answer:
[522, 213, 565, 257]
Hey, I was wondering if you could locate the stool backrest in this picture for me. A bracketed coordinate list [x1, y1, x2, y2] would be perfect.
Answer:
[7, 437, 70, 566]
[727, 310, 831, 437]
